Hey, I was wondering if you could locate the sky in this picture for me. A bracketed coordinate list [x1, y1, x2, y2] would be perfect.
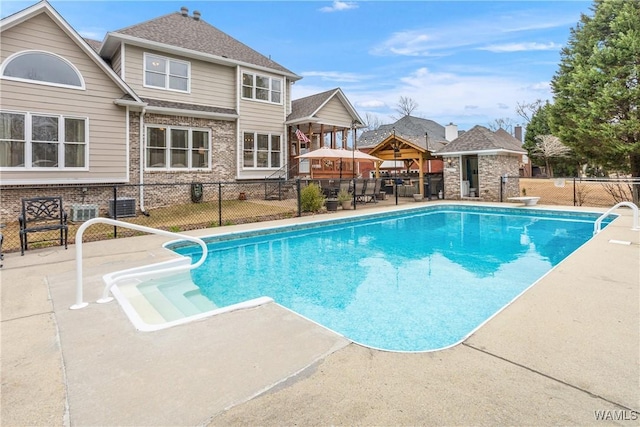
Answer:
[1, 0, 593, 131]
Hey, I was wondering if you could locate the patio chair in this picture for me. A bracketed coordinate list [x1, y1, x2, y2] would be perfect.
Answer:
[362, 179, 380, 203]
[354, 179, 367, 203]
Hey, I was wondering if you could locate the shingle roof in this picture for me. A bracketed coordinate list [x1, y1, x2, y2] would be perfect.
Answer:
[84, 38, 102, 52]
[287, 88, 337, 122]
[494, 128, 526, 152]
[358, 115, 449, 152]
[111, 11, 296, 75]
[436, 125, 526, 154]
[141, 97, 237, 115]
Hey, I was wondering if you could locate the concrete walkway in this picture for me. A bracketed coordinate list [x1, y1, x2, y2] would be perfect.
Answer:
[1, 202, 638, 426]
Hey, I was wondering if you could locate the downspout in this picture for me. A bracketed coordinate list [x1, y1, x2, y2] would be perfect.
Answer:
[139, 106, 150, 216]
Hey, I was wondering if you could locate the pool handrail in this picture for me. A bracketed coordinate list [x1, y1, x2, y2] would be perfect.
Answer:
[593, 201, 640, 235]
[71, 217, 208, 310]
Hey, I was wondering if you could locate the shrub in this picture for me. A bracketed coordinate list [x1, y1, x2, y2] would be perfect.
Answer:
[301, 183, 325, 212]
[337, 189, 351, 203]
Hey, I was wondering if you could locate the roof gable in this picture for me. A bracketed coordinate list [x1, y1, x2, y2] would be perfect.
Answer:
[287, 87, 363, 126]
[436, 125, 526, 155]
[1, 1, 141, 102]
[104, 10, 298, 78]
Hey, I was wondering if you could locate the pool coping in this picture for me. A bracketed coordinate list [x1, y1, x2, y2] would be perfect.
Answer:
[1, 200, 638, 426]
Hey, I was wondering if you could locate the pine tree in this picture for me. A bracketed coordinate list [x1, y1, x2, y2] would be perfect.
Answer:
[550, 0, 640, 202]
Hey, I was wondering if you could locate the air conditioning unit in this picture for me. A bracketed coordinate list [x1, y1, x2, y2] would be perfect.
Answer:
[109, 198, 136, 218]
[70, 204, 99, 222]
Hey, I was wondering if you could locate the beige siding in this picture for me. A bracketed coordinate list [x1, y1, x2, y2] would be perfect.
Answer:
[285, 80, 292, 115]
[0, 12, 128, 184]
[123, 45, 236, 108]
[239, 98, 285, 134]
[111, 44, 122, 76]
[315, 97, 353, 127]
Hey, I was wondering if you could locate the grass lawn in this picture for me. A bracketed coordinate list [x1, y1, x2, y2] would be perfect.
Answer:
[3, 199, 296, 253]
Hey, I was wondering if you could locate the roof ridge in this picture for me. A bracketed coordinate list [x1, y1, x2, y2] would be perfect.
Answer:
[111, 11, 178, 34]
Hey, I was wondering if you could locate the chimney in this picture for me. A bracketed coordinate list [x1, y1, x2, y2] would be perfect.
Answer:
[445, 122, 458, 142]
[514, 125, 523, 142]
[180, 6, 188, 16]
[193, 10, 201, 20]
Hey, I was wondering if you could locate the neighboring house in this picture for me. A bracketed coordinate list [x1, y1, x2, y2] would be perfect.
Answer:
[436, 125, 526, 201]
[357, 115, 459, 177]
[0, 1, 361, 220]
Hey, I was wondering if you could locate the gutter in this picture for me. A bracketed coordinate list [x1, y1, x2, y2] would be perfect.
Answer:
[139, 106, 150, 216]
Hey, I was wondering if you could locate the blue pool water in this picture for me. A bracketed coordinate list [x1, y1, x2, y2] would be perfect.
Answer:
[172, 205, 612, 351]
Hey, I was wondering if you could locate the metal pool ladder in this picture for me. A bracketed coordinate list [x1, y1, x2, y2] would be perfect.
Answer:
[593, 201, 640, 235]
[71, 218, 208, 310]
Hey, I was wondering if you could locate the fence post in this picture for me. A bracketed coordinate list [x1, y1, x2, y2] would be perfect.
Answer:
[296, 179, 301, 217]
[112, 185, 118, 238]
[218, 183, 222, 226]
[353, 178, 357, 210]
[499, 177, 503, 202]
[573, 177, 577, 206]
[427, 174, 432, 200]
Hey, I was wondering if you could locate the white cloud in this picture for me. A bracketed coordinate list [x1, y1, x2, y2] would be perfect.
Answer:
[370, 7, 580, 58]
[528, 81, 551, 91]
[300, 71, 367, 83]
[333, 67, 553, 129]
[478, 42, 561, 53]
[319, 1, 358, 13]
[356, 100, 386, 109]
[370, 30, 439, 57]
[77, 28, 106, 40]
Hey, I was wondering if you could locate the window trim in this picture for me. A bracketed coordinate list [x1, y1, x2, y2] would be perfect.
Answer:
[0, 110, 89, 170]
[0, 50, 86, 90]
[241, 71, 283, 105]
[145, 124, 211, 171]
[143, 53, 191, 93]
[242, 131, 283, 170]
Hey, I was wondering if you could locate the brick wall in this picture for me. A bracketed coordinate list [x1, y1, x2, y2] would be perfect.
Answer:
[442, 155, 521, 201]
[443, 158, 460, 199]
[478, 154, 521, 201]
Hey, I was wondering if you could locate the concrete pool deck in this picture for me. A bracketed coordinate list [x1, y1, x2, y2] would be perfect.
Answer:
[1, 201, 638, 426]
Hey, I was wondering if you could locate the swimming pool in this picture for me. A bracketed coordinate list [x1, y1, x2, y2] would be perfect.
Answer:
[152, 205, 612, 352]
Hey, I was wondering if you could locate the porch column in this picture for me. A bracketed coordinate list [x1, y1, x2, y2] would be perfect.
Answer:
[418, 155, 424, 196]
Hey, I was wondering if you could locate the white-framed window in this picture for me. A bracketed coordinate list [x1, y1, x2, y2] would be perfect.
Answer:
[243, 131, 281, 169]
[145, 125, 210, 170]
[144, 53, 190, 92]
[1, 50, 85, 90]
[0, 111, 87, 169]
[241, 72, 282, 104]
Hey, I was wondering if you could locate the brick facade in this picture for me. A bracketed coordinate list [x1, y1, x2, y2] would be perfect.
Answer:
[0, 113, 238, 221]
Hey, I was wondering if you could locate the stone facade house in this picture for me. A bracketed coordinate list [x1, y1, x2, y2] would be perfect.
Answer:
[436, 126, 526, 201]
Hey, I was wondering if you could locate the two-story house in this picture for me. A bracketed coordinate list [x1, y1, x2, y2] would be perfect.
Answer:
[0, 1, 363, 220]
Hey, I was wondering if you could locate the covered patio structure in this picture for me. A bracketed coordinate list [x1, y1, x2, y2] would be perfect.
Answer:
[367, 134, 434, 197]
[286, 88, 364, 179]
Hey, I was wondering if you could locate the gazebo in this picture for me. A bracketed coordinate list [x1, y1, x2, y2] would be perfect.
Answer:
[367, 133, 432, 197]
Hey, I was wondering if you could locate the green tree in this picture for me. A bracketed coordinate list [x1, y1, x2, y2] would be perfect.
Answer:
[523, 102, 552, 153]
[524, 102, 579, 177]
[550, 0, 640, 203]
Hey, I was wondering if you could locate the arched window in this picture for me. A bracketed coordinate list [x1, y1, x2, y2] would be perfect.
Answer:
[1, 51, 84, 89]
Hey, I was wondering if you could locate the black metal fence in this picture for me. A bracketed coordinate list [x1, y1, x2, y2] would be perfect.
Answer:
[3, 175, 636, 255]
[0, 180, 301, 254]
[501, 176, 639, 207]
